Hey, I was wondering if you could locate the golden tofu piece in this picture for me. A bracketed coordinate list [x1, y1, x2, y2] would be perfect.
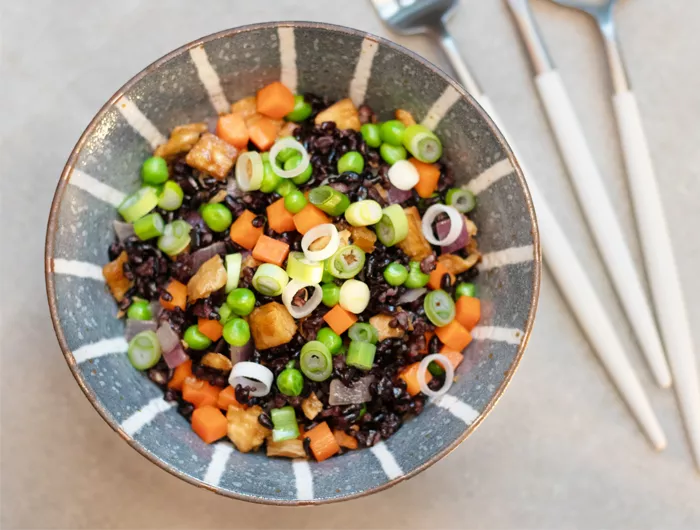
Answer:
[154, 122, 207, 159]
[102, 251, 133, 302]
[266, 438, 307, 459]
[231, 96, 258, 120]
[241, 253, 261, 270]
[369, 314, 405, 342]
[187, 255, 227, 302]
[395, 108, 416, 127]
[398, 206, 433, 261]
[314, 98, 361, 131]
[348, 226, 376, 253]
[278, 121, 298, 138]
[227, 405, 270, 453]
[185, 133, 238, 180]
[301, 392, 323, 420]
[249, 302, 297, 350]
[200, 352, 233, 372]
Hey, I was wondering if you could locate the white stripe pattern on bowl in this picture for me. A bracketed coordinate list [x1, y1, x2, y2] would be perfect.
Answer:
[53, 258, 105, 281]
[433, 394, 480, 424]
[293, 460, 314, 500]
[349, 38, 379, 107]
[189, 46, 230, 114]
[120, 397, 175, 437]
[471, 326, 524, 345]
[479, 245, 535, 271]
[115, 96, 167, 149]
[203, 442, 234, 487]
[72, 336, 128, 364]
[370, 442, 403, 480]
[69, 169, 126, 207]
[278, 27, 298, 94]
[465, 159, 515, 196]
[421, 86, 460, 131]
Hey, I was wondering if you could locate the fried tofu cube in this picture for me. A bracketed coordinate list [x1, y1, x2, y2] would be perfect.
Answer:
[398, 206, 433, 261]
[370, 314, 406, 342]
[102, 251, 133, 302]
[266, 438, 307, 459]
[231, 96, 259, 120]
[187, 255, 227, 302]
[185, 133, 238, 180]
[227, 405, 270, 453]
[301, 392, 323, 420]
[349, 226, 377, 253]
[154, 122, 207, 159]
[314, 98, 361, 131]
[249, 302, 297, 350]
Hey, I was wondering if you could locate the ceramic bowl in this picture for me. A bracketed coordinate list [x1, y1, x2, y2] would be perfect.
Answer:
[45, 21, 540, 505]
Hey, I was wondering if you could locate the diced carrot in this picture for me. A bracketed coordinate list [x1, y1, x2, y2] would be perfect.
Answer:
[323, 305, 357, 335]
[267, 197, 297, 233]
[410, 158, 441, 198]
[182, 377, 222, 408]
[217, 385, 246, 411]
[333, 430, 359, 450]
[256, 81, 295, 119]
[102, 251, 133, 302]
[438, 347, 464, 370]
[191, 405, 228, 444]
[435, 320, 473, 352]
[216, 112, 249, 149]
[197, 318, 223, 341]
[399, 362, 432, 397]
[230, 210, 264, 250]
[167, 359, 193, 391]
[160, 279, 187, 311]
[293, 204, 330, 235]
[252, 234, 290, 267]
[247, 115, 279, 151]
[304, 422, 340, 462]
[428, 261, 456, 291]
[455, 295, 481, 331]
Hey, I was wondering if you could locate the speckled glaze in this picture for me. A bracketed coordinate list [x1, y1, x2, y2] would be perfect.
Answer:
[45, 22, 540, 505]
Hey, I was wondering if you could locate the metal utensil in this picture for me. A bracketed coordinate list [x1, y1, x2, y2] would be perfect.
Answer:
[549, 0, 700, 470]
[369, 0, 666, 449]
[505, 0, 671, 390]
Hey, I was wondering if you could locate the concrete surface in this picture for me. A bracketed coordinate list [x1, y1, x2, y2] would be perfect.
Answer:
[2, 0, 700, 528]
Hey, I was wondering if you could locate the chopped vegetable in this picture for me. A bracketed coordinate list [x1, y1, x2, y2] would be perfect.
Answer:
[200, 352, 232, 372]
[344, 200, 382, 227]
[446, 188, 476, 213]
[228, 361, 274, 397]
[435, 320, 473, 351]
[225, 253, 242, 293]
[437, 348, 465, 370]
[133, 212, 165, 241]
[321, 282, 340, 307]
[428, 261, 456, 291]
[192, 406, 228, 444]
[283, 189, 308, 214]
[301, 392, 323, 420]
[277, 362, 304, 396]
[333, 430, 359, 450]
[309, 185, 351, 216]
[187, 255, 227, 302]
[316, 327, 343, 354]
[300, 341, 333, 382]
[314, 98, 361, 131]
[227, 288, 256, 316]
[197, 318, 224, 342]
[266, 438, 307, 458]
[183, 324, 212, 350]
[256, 81, 295, 119]
[229, 210, 264, 250]
[160, 279, 187, 311]
[127, 330, 162, 370]
[286, 94, 313, 122]
[424, 289, 456, 327]
[217, 385, 246, 411]
[455, 295, 481, 331]
[302, 224, 340, 262]
[388, 159, 420, 190]
[222, 318, 250, 347]
[348, 225, 377, 253]
[118, 186, 159, 223]
[338, 279, 370, 314]
[375, 204, 408, 247]
[270, 137, 311, 179]
[235, 151, 264, 191]
[216, 112, 249, 149]
[399, 362, 432, 397]
[346, 341, 376, 370]
[438, 253, 474, 276]
[410, 158, 441, 198]
[231, 96, 258, 120]
[271, 406, 300, 442]
[141, 156, 169, 185]
[337, 151, 364, 174]
[383, 261, 408, 286]
[304, 421, 340, 462]
[323, 304, 358, 335]
[168, 359, 193, 391]
[422, 204, 464, 247]
[252, 263, 289, 296]
[201, 203, 233, 233]
[403, 124, 443, 163]
[158, 181, 184, 211]
[348, 323, 379, 344]
[380, 120, 406, 146]
[287, 154, 313, 185]
[380, 143, 407, 165]
[157, 220, 192, 257]
[182, 377, 221, 408]
[267, 197, 297, 233]
[127, 300, 152, 321]
[287, 252, 324, 284]
[369, 314, 407, 342]
[395, 108, 416, 127]
[360, 123, 381, 147]
[252, 234, 290, 267]
[227, 405, 270, 453]
[398, 206, 432, 260]
[455, 282, 477, 299]
[154, 122, 207, 159]
[247, 114, 280, 151]
[185, 132, 238, 180]
[102, 251, 133, 302]
[249, 302, 297, 350]
[293, 204, 331, 235]
[328, 245, 366, 279]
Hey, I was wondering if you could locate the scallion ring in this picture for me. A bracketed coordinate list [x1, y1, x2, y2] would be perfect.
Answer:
[251, 263, 289, 297]
[301, 223, 340, 262]
[118, 186, 159, 223]
[282, 279, 323, 319]
[375, 204, 409, 246]
[308, 185, 351, 216]
[157, 220, 192, 256]
[421, 204, 463, 246]
[348, 322, 378, 344]
[344, 200, 383, 227]
[269, 137, 311, 179]
[286, 252, 324, 284]
[127, 330, 162, 371]
[388, 159, 420, 190]
[300, 341, 333, 382]
[328, 245, 366, 279]
[446, 188, 476, 213]
[270, 406, 300, 442]
[225, 253, 242, 293]
[235, 151, 264, 191]
[402, 124, 443, 164]
[228, 361, 274, 397]
[417, 353, 455, 398]
[424, 289, 456, 327]
[338, 279, 370, 314]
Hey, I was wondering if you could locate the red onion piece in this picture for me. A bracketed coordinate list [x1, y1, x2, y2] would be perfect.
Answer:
[436, 216, 470, 254]
[113, 220, 135, 242]
[230, 341, 254, 365]
[125, 319, 157, 342]
[397, 288, 427, 305]
[386, 185, 413, 205]
[329, 376, 375, 405]
[227, 176, 243, 198]
[188, 242, 226, 274]
[163, 343, 189, 369]
[156, 323, 180, 353]
[149, 301, 163, 321]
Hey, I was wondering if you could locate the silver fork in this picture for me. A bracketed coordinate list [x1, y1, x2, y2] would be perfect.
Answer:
[369, 0, 666, 450]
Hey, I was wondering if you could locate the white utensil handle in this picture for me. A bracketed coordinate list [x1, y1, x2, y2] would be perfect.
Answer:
[613, 90, 700, 464]
[476, 94, 666, 449]
[534, 70, 671, 389]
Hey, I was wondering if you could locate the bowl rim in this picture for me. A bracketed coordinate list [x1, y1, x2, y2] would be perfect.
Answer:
[44, 20, 541, 506]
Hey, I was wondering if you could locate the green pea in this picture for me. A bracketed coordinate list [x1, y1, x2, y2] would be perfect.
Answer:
[218, 303, 233, 325]
[404, 261, 430, 288]
[141, 156, 169, 185]
[223, 318, 251, 347]
[455, 282, 477, 299]
[321, 282, 340, 307]
[275, 179, 298, 197]
[276, 147, 298, 164]
[380, 143, 407, 165]
[183, 325, 212, 350]
[201, 203, 233, 232]
[285, 154, 313, 185]
[428, 361, 446, 377]
[284, 189, 308, 214]
[127, 300, 152, 321]
[337, 151, 365, 174]
[322, 269, 335, 284]
[360, 123, 382, 148]
[277, 366, 304, 396]
[226, 288, 256, 316]
[260, 161, 282, 193]
[316, 327, 343, 355]
[286, 95, 313, 122]
[379, 120, 406, 146]
[383, 262, 408, 286]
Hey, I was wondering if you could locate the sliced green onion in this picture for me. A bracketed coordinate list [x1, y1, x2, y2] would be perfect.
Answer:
[282, 279, 323, 319]
[133, 212, 165, 240]
[118, 186, 159, 223]
[286, 252, 324, 284]
[424, 289, 456, 327]
[218, 303, 233, 325]
[348, 323, 378, 344]
[375, 204, 409, 247]
[300, 341, 333, 382]
[328, 245, 366, 279]
[270, 138, 310, 179]
[388, 159, 420, 190]
[157, 220, 191, 256]
[127, 330, 162, 370]
[271, 406, 300, 442]
[455, 282, 477, 299]
[402, 124, 443, 163]
[225, 253, 242, 293]
[344, 200, 382, 227]
[446, 188, 476, 213]
[301, 224, 340, 262]
[252, 263, 289, 297]
[346, 341, 376, 371]
[308, 185, 351, 216]
[339, 279, 370, 314]
[158, 181, 184, 211]
[236, 151, 264, 191]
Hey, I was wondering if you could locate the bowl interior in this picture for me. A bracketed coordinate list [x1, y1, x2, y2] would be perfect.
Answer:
[46, 22, 539, 504]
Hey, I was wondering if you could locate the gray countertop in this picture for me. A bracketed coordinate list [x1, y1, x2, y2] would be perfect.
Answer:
[2, 0, 700, 528]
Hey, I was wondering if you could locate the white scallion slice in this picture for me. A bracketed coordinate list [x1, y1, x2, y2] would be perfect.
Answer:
[421, 204, 463, 247]
[338, 279, 370, 314]
[402, 124, 443, 164]
[286, 252, 324, 284]
[417, 353, 455, 398]
[282, 279, 323, 319]
[157, 220, 192, 257]
[127, 330, 162, 371]
[301, 223, 340, 262]
[388, 159, 420, 190]
[225, 253, 242, 293]
[251, 263, 289, 296]
[344, 200, 383, 227]
[118, 186, 159, 223]
[269, 138, 310, 179]
[228, 362, 274, 397]
[235, 151, 264, 191]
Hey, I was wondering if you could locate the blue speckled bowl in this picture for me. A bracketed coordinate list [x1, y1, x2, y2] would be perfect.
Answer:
[45, 22, 540, 505]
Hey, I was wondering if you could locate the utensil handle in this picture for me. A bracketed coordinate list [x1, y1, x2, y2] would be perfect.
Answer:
[432, 22, 482, 97]
[476, 96, 666, 449]
[613, 90, 700, 464]
[535, 70, 671, 388]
